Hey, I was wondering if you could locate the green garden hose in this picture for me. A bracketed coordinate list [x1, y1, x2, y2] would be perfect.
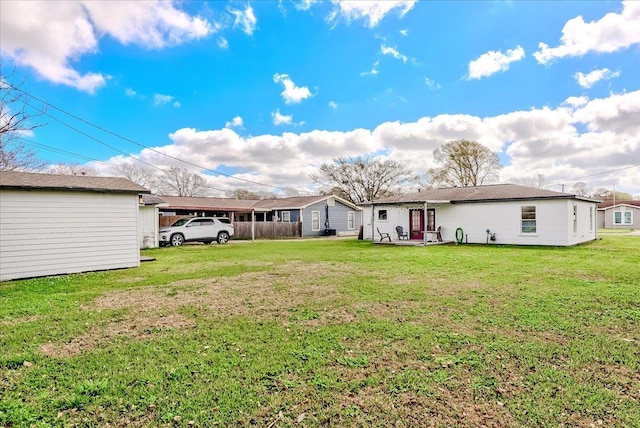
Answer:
[455, 227, 464, 244]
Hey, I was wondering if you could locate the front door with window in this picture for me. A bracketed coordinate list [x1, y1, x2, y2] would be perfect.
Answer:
[409, 209, 423, 240]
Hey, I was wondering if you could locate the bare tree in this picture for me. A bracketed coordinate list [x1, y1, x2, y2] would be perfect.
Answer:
[0, 73, 47, 171]
[311, 156, 417, 204]
[112, 162, 160, 192]
[571, 182, 589, 196]
[429, 140, 501, 187]
[590, 187, 632, 201]
[230, 189, 262, 200]
[511, 173, 548, 189]
[49, 162, 98, 176]
[159, 167, 207, 196]
[281, 187, 302, 197]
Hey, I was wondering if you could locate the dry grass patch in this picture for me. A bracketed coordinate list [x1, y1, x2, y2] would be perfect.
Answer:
[40, 262, 356, 357]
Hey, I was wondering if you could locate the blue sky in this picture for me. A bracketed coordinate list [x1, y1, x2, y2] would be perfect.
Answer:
[1, 0, 639, 196]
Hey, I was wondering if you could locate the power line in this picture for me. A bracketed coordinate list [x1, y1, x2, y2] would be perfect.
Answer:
[20, 137, 231, 193]
[19, 137, 118, 168]
[3, 83, 282, 190]
[549, 164, 640, 186]
[14, 98, 167, 173]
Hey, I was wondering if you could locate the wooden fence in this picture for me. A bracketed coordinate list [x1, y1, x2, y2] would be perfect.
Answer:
[233, 221, 302, 239]
[158, 216, 302, 239]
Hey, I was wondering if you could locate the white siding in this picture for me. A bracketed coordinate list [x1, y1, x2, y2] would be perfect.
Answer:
[138, 205, 159, 249]
[363, 199, 598, 246]
[0, 190, 140, 281]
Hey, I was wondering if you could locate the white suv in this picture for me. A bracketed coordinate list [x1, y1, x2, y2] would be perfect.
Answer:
[159, 217, 234, 246]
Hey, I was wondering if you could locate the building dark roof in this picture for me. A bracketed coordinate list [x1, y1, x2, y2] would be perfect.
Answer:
[0, 171, 149, 193]
[157, 194, 361, 212]
[597, 199, 640, 209]
[361, 184, 601, 205]
[141, 194, 166, 205]
[159, 196, 259, 212]
[253, 195, 359, 210]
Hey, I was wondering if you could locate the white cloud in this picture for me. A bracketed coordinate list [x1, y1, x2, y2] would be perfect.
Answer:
[273, 73, 314, 104]
[534, 1, 640, 64]
[173, 101, 181, 108]
[228, 5, 257, 35]
[328, 1, 417, 27]
[154, 93, 174, 106]
[562, 96, 589, 108]
[361, 60, 380, 76]
[100, 90, 640, 195]
[381, 44, 408, 63]
[0, 0, 214, 93]
[572, 90, 640, 135]
[217, 37, 229, 49]
[81, 1, 211, 47]
[225, 116, 244, 128]
[125, 88, 137, 97]
[294, 0, 317, 11]
[272, 109, 293, 125]
[399, 29, 408, 36]
[424, 77, 441, 90]
[328, 101, 338, 109]
[574, 68, 620, 88]
[467, 46, 525, 80]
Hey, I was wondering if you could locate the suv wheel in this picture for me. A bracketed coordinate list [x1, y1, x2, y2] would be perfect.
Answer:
[170, 234, 185, 247]
[217, 232, 229, 244]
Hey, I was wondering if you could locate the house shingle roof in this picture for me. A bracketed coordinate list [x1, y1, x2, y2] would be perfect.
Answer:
[141, 194, 166, 205]
[158, 195, 360, 212]
[159, 196, 258, 212]
[362, 184, 600, 205]
[0, 171, 149, 193]
[252, 195, 359, 210]
[597, 200, 640, 209]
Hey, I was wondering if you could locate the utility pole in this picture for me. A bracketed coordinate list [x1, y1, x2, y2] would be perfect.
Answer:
[613, 184, 616, 229]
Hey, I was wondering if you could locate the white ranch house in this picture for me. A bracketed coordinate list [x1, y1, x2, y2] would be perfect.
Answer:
[361, 184, 600, 246]
[0, 171, 148, 282]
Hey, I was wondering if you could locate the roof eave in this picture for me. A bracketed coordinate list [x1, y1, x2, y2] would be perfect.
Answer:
[0, 185, 149, 194]
[362, 199, 451, 206]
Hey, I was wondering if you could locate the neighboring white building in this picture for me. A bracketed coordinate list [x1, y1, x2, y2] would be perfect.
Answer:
[360, 184, 600, 246]
[0, 171, 149, 282]
[139, 194, 165, 249]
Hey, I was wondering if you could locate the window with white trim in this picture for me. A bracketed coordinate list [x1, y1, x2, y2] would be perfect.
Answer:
[589, 206, 593, 232]
[312, 211, 320, 230]
[614, 210, 632, 225]
[521, 205, 537, 234]
[347, 211, 355, 229]
[282, 211, 291, 222]
[378, 209, 388, 221]
[573, 204, 578, 235]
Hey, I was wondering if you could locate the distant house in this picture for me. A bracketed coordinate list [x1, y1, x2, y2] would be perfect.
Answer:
[0, 171, 148, 281]
[360, 184, 600, 246]
[157, 196, 257, 224]
[597, 200, 640, 229]
[253, 195, 362, 237]
[157, 195, 362, 238]
[139, 194, 165, 249]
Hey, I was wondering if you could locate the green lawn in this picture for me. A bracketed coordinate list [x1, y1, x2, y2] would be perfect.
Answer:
[598, 228, 635, 234]
[1, 237, 639, 427]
